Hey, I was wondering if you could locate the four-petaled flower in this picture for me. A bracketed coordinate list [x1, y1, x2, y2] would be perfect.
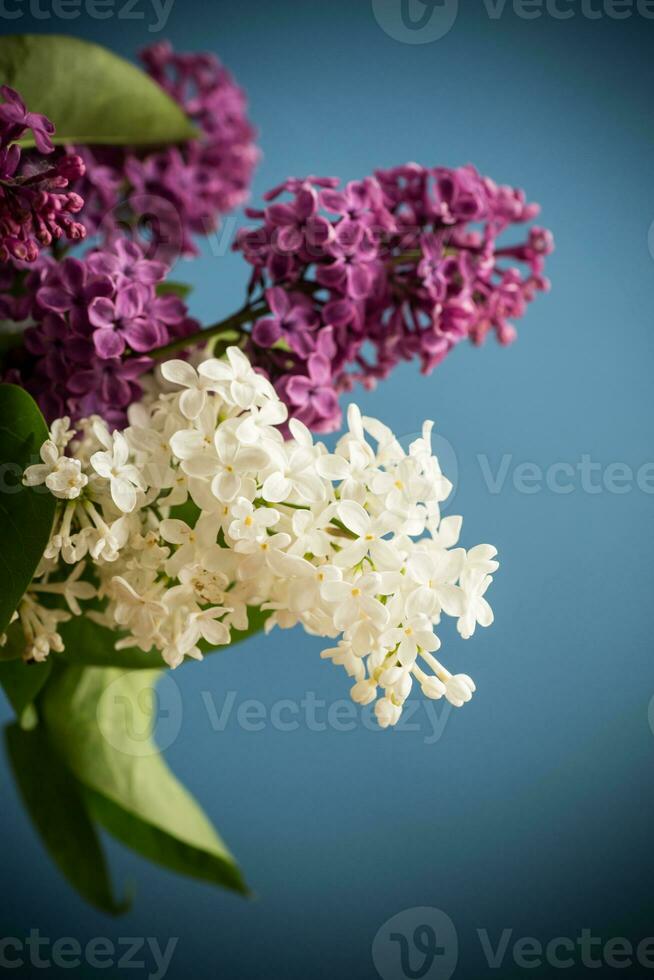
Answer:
[90, 426, 145, 512]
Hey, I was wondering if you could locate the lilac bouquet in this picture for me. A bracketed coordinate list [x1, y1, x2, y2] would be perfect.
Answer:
[0, 34, 552, 914]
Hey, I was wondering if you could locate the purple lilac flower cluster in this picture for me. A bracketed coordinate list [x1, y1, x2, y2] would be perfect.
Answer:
[0, 87, 85, 264]
[236, 164, 554, 431]
[12, 238, 199, 424]
[73, 42, 259, 259]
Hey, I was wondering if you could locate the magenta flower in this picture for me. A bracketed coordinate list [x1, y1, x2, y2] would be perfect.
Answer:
[68, 355, 153, 423]
[252, 287, 319, 356]
[317, 221, 379, 299]
[24, 314, 93, 378]
[0, 86, 54, 154]
[283, 352, 340, 433]
[417, 234, 449, 300]
[434, 165, 488, 223]
[87, 237, 167, 296]
[0, 88, 86, 264]
[266, 185, 333, 256]
[90, 287, 149, 358]
[68, 43, 259, 259]
[37, 258, 113, 331]
[236, 164, 553, 429]
[7, 239, 200, 425]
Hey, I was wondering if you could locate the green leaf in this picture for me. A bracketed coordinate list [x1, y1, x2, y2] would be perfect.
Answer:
[156, 281, 193, 300]
[0, 657, 51, 717]
[168, 496, 201, 526]
[0, 324, 26, 362]
[5, 723, 127, 915]
[58, 615, 162, 670]
[42, 666, 248, 895]
[0, 384, 56, 635]
[0, 35, 197, 147]
[57, 606, 270, 669]
[0, 622, 26, 662]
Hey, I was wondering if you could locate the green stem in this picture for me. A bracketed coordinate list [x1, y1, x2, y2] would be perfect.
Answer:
[142, 247, 430, 363]
[144, 299, 268, 361]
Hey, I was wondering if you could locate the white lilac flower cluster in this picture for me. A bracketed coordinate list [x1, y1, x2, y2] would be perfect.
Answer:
[17, 347, 498, 727]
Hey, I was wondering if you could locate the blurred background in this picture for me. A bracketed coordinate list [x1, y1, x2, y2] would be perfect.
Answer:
[1, 2, 654, 978]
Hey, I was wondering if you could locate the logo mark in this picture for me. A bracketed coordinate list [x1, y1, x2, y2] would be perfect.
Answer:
[373, 907, 459, 980]
[97, 671, 183, 757]
[372, 0, 459, 43]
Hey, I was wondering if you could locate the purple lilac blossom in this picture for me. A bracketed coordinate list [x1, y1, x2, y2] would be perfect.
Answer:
[235, 163, 554, 431]
[69, 42, 259, 260]
[12, 240, 198, 424]
[0, 87, 86, 264]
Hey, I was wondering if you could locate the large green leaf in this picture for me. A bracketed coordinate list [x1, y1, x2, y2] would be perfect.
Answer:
[42, 666, 248, 895]
[0, 657, 51, 717]
[0, 384, 56, 635]
[0, 35, 197, 147]
[5, 723, 127, 915]
[57, 606, 270, 669]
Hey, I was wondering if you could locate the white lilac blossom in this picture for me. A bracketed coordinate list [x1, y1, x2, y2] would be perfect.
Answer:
[18, 346, 498, 726]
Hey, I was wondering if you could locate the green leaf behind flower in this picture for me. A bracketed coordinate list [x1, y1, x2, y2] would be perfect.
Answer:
[56, 606, 270, 669]
[0, 656, 51, 717]
[0, 34, 197, 147]
[156, 281, 193, 300]
[42, 666, 248, 895]
[0, 384, 56, 636]
[5, 722, 128, 915]
[0, 622, 27, 662]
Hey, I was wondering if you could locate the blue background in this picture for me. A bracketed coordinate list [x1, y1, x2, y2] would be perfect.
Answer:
[2, 2, 654, 978]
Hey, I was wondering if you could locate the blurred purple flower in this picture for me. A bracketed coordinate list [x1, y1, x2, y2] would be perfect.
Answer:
[68, 43, 259, 261]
